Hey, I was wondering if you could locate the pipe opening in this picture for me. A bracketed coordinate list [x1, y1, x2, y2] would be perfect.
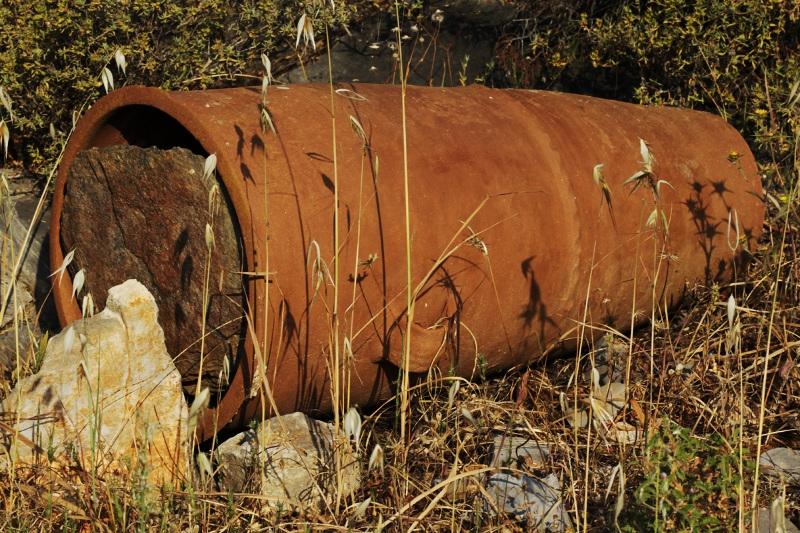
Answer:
[90, 105, 205, 153]
[59, 105, 247, 402]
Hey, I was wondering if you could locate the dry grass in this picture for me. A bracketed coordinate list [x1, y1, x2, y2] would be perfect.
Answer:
[0, 10, 798, 529]
[0, 187, 797, 530]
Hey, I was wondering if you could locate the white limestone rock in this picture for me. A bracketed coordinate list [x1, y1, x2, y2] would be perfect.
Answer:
[215, 412, 360, 510]
[1, 279, 188, 488]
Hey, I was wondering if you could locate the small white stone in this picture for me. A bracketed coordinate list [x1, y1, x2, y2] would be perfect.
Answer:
[760, 448, 800, 486]
[216, 412, 360, 510]
[491, 435, 552, 469]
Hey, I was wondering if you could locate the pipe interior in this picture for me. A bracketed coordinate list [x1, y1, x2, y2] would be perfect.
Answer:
[92, 105, 205, 153]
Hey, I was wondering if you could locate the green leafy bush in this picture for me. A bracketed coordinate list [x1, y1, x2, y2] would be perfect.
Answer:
[621, 420, 752, 532]
[586, 0, 799, 182]
[493, 0, 799, 183]
[0, 0, 356, 167]
[2, 0, 798, 179]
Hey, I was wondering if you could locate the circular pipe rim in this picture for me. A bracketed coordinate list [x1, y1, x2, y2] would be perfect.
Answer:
[50, 85, 255, 441]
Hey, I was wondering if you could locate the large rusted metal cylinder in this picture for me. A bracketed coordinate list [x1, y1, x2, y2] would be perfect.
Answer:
[50, 84, 765, 440]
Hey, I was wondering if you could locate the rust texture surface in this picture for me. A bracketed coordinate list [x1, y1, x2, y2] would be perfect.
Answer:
[50, 84, 765, 440]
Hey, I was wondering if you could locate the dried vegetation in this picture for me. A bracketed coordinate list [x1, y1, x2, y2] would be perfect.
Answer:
[0, 1, 799, 531]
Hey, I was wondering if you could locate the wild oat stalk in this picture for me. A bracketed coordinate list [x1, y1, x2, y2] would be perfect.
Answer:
[578, 245, 597, 533]
[302, 4, 348, 513]
[346, 114, 369, 409]
[194, 155, 219, 402]
[258, 51, 274, 483]
[750, 134, 799, 530]
[1, 75, 97, 489]
[395, 0, 413, 446]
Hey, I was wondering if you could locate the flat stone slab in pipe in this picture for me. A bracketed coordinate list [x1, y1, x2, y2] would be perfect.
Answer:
[61, 145, 244, 394]
[50, 84, 765, 440]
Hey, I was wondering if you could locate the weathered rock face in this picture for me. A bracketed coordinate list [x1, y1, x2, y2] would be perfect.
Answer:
[215, 412, 360, 509]
[282, 1, 518, 87]
[492, 435, 552, 469]
[0, 170, 53, 380]
[757, 506, 800, 533]
[760, 447, 800, 486]
[483, 434, 570, 530]
[61, 146, 244, 394]
[0, 280, 188, 487]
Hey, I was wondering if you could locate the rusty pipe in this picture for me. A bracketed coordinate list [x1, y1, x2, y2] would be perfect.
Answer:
[50, 84, 765, 440]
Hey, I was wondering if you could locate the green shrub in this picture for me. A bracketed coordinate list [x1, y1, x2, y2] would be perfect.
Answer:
[0, 0, 357, 168]
[621, 420, 752, 532]
[586, 0, 799, 182]
[493, 1, 799, 184]
[2, 0, 798, 180]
